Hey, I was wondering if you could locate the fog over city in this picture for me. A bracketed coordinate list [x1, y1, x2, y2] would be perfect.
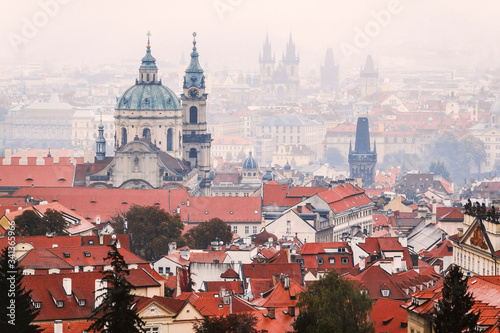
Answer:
[1, 0, 500, 71]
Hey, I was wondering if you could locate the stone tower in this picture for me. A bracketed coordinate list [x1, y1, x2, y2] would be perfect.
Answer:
[181, 32, 212, 196]
[360, 55, 378, 98]
[321, 48, 339, 93]
[348, 117, 377, 187]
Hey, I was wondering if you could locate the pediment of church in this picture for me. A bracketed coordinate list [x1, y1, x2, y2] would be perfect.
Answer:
[462, 219, 491, 252]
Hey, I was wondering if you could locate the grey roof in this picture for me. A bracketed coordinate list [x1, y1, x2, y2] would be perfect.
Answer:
[407, 220, 442, 253]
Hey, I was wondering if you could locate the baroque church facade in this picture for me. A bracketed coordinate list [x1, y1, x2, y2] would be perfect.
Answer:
[84, 33, 212, 196]
[259, 33, 300, 102]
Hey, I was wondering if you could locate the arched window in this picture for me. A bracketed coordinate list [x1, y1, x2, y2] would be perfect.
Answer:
[167, 128, 173, 151]
[189, 148, 197, 159]
[147, 74, 150, 82]
[121, 128, 127, 146]
[190, 106, 198, 124]
[142, 128, 151, 140]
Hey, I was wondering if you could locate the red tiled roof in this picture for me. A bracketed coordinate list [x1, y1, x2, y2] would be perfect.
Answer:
[317, 183, 373, 214]
[248, 278, 274, 299]
[242, 263, 303, 285]
[20, 248, 74, 271]
[0, 164, 75, 187]
[299, 242, 350, 255]
[205, 281, 244, 294]
[10, 187, 261, 224]
[220, 267, 240, 279]
[371, 298, 407, 333]
[133, 295, 186, 314]
[252, 278, 305, 308]
[177, 292, 256, 316]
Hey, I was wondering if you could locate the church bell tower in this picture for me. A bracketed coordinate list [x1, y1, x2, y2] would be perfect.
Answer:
[181, 32, 212, 196]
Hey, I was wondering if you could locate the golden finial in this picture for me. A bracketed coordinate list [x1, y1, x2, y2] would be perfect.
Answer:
[146, 31, 151, 49]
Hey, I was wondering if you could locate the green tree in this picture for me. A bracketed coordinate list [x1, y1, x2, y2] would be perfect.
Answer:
[88, 243, 146, 333]
[193, 312, 262, 333]
[434, 265, 479, 333]
[15, 210, 41, 236]
[429, 160, 451, 181]
[293, 271, 374, 333]
[14, 208, 66, 236]
[325, 147, 346, 167]
[0, 247, 42, 333]
[432, 132, 486, 186]
[113, 205, 184, 261]
[185, 218, 233, 249]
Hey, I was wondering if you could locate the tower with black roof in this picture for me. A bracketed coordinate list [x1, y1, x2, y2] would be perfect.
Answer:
[348, 117, 377, 187]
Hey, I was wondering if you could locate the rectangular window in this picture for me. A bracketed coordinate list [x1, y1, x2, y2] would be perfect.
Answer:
[158, 267, 163, 274]
[245, 226, 249, 234]
[329, 257, 335, 264]
[253, 226, 257, 234]
[233, 225, 238, 234]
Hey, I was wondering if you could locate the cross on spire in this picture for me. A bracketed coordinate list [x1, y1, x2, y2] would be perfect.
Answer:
[146, 31, 151, 49]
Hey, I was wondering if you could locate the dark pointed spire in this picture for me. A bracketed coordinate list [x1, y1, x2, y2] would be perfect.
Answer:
[284, 32, 299, 65]
[260, 32, 274, 63]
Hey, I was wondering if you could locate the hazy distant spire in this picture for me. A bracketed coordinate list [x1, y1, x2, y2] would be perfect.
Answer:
[260, 32, 274, 63]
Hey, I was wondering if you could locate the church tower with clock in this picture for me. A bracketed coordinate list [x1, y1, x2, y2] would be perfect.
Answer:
[181, 33, 212, 196]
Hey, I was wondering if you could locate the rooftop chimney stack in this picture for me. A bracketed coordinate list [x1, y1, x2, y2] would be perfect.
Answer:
[63, 278, 72, 296]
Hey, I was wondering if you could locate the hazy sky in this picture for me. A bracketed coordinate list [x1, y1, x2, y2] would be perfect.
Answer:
[1, 0, 500, 72]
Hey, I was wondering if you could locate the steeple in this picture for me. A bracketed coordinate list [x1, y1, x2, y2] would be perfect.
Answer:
[96, 113, 106, 161]
[138, 31, 159, 84]
[184, 32, 205, 89]
[260, 32, 274, 63]
[284, 33, 299, 65]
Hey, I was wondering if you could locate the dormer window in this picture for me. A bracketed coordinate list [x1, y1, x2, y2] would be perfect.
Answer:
[84, 252, 91, 258]
[78, 299, 86, 307]
[88, 240, 94, 245]
[381, 289, 390, 297]
[33, 302, 41, 309]
[63, 252, 70, 258]
[56, 301, 64, 308]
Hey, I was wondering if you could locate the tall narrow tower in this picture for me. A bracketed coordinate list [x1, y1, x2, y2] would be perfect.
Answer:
[348, 117, 377, 187]
[259, 33, 274, 81]
[360, 55, 378, 98]
[95, 114, 106, 161]
[182, 32, 212, 196]
[283, 33, 299, 82]
[320, 48, 339, 93]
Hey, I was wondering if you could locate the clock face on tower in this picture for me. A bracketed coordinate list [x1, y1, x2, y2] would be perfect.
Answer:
[188, 88, 199, 99]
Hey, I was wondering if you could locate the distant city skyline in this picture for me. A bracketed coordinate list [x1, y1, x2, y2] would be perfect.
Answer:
[1, 0, 500, 72]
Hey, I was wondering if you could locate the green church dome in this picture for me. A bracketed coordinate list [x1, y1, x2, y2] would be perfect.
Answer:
[116, 84, 181, 111]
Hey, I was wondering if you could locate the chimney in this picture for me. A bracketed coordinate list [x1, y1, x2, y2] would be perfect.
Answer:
[177, 205, 180, 214]
[115, 240, 121, 249]
[180, 248, 190, 261]
[284, 275, 290, 290]
[288, 305, 295, 317]
[95, 279, 107, 309]
[393, 256, 402, 273]
[359, 256, 366, 271]
[187, 198, 190, 207]
[5, 209, 9, 214]
[168, 242, 177, 255]
[63, 278, 72, 296]
[54, 320, 63, 333]
[398, 234, 407, 248]
[268, 308, 275, 319]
